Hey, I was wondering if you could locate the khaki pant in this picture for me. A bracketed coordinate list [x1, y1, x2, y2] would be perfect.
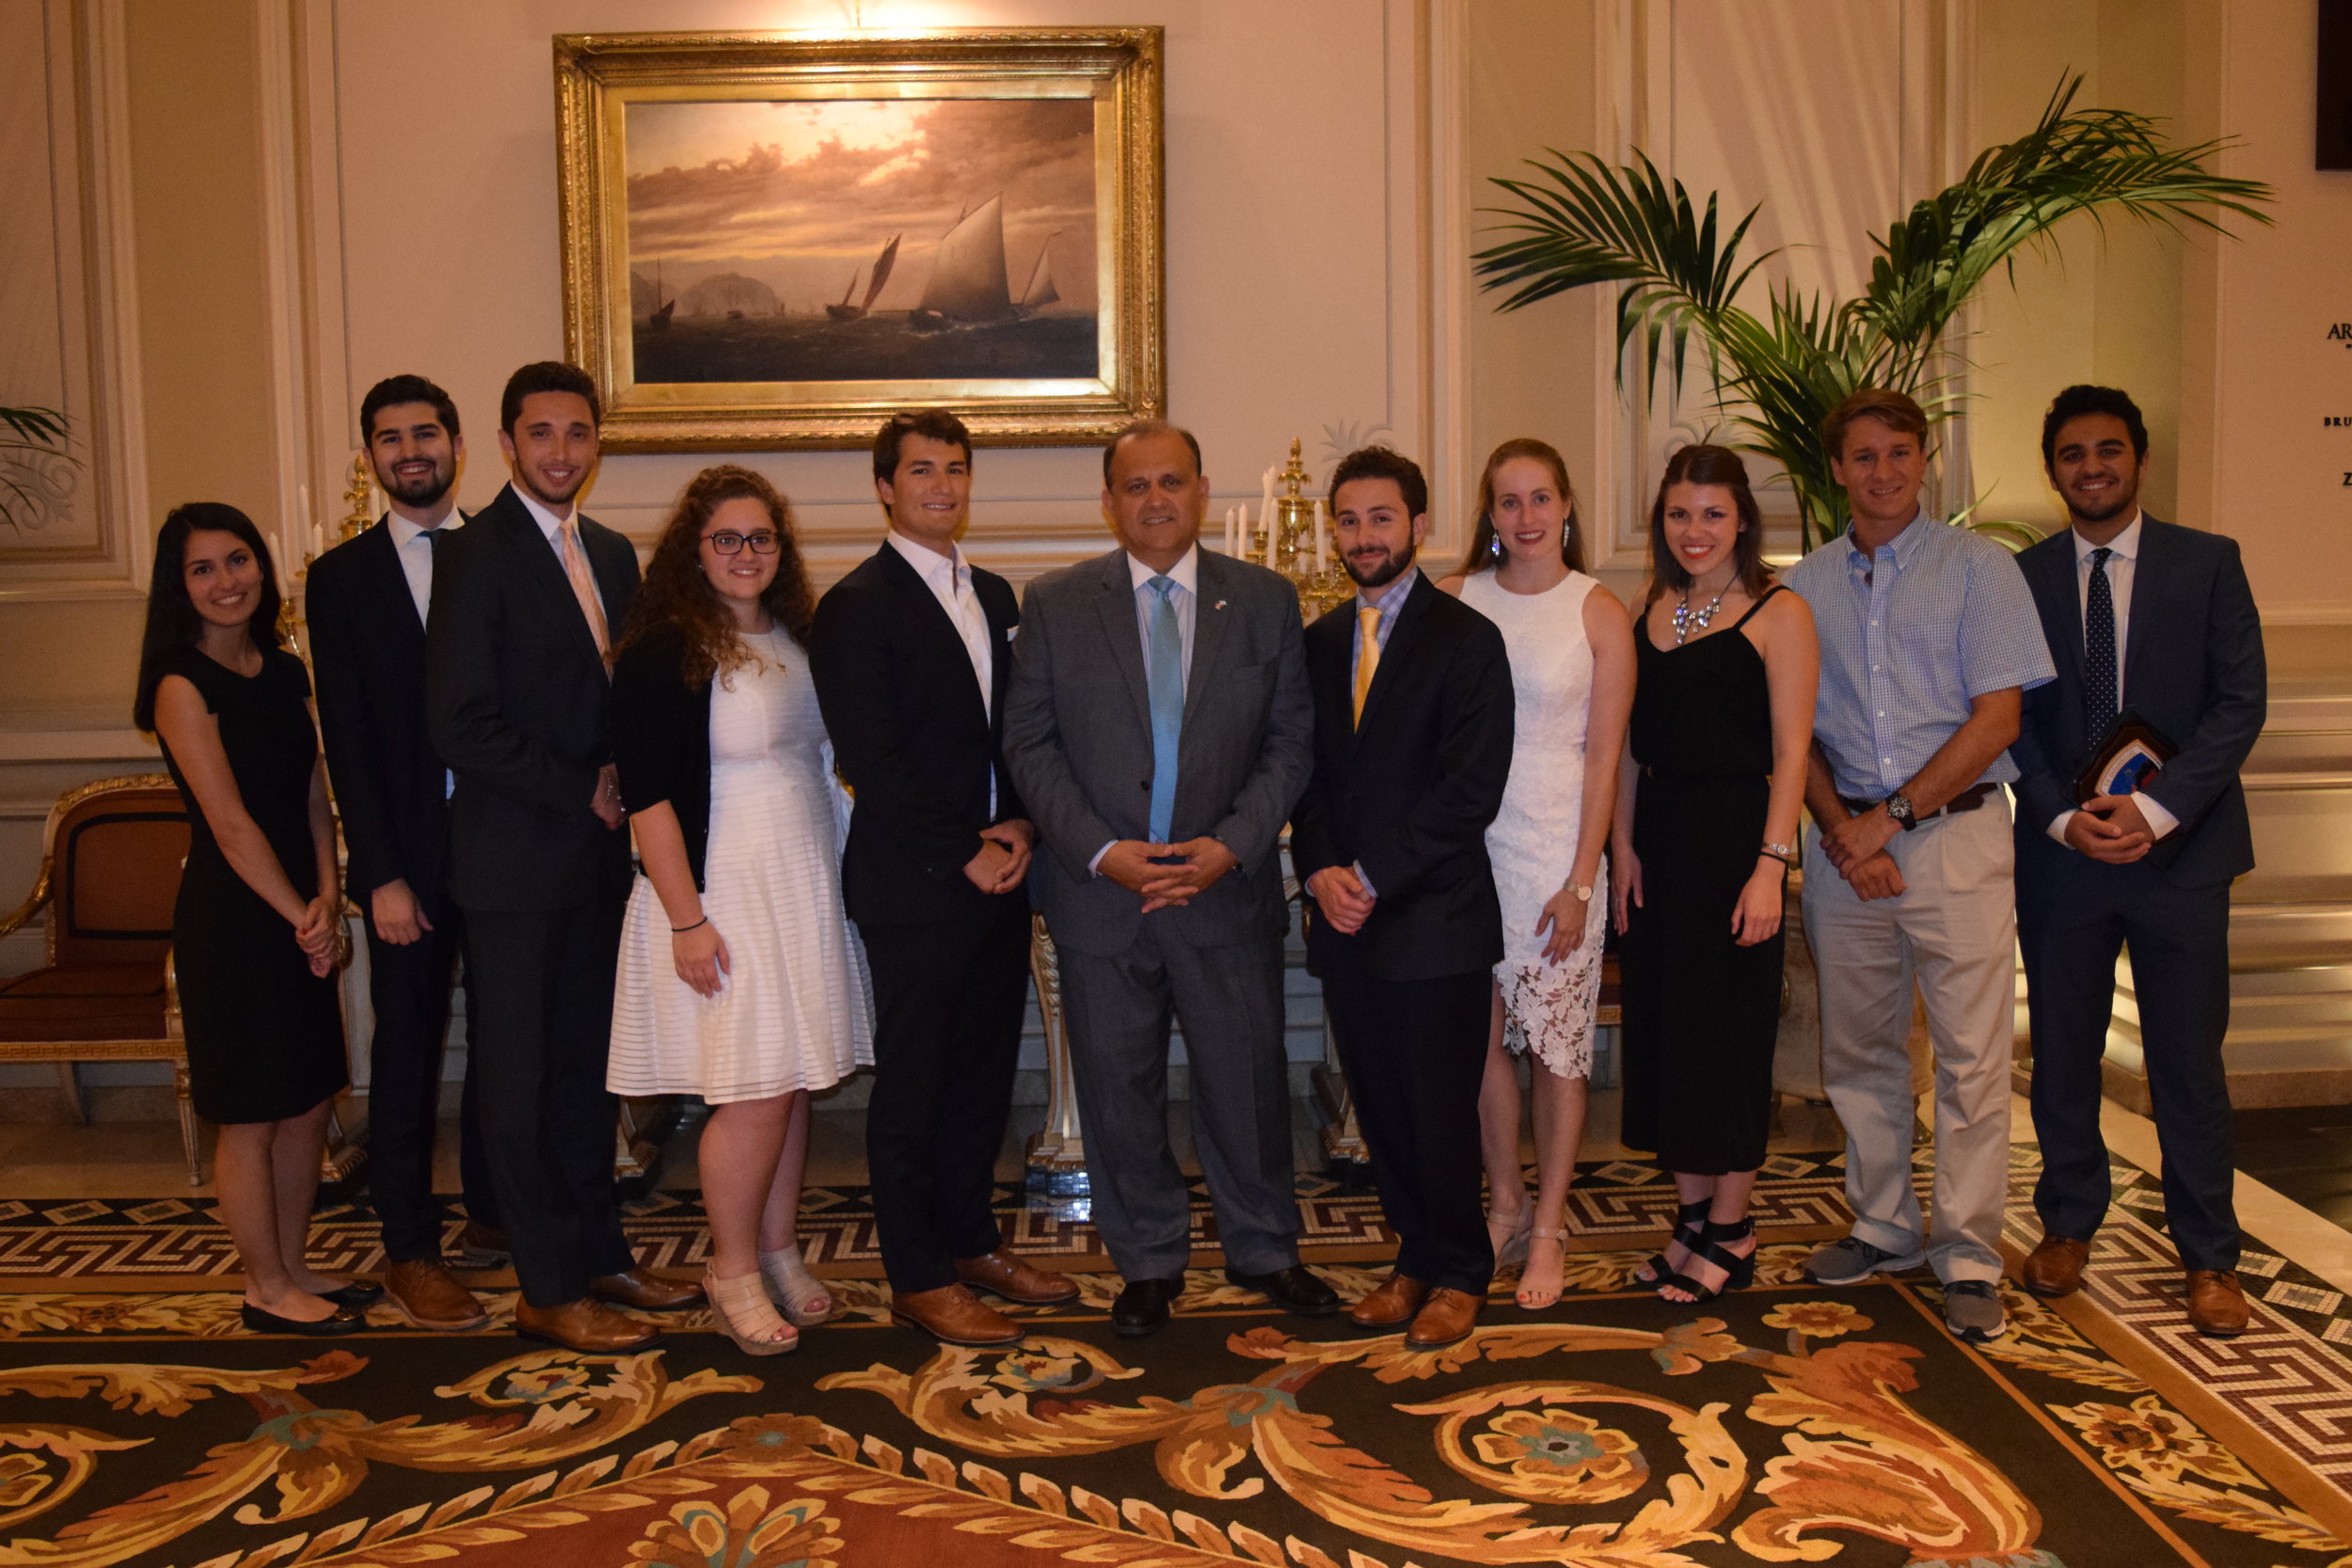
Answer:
[1803, 798, 2015, 1284]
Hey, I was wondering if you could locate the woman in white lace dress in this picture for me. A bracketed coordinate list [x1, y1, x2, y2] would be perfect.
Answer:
[1438, 439, 1634, 1309]
[609, 466, 873, 1355]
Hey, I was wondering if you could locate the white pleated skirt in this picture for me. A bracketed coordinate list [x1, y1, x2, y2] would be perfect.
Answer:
[608, 753, 873, 1102]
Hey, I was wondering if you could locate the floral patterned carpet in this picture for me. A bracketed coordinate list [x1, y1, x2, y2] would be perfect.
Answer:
[2, 1251, 2348, 1567]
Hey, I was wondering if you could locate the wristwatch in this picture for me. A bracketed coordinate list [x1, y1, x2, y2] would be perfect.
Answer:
[1570, 883, 1594, 903]
[1883, 792, 1917, 832]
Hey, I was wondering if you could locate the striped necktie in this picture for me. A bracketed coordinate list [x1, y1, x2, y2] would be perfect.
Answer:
[557, 515, 612, 668]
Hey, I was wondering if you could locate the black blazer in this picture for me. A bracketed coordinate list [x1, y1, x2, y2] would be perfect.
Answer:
[425, 484, 640, 911]
[307, 514, 456, 907]
[1290, 574, 1515, 981]
[610, 623, 715, 890]
[2010, 515, 2265, 888]
[808, 540, 1027, 927]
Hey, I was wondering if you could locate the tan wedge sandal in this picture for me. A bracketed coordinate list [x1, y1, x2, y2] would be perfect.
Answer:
[707, 1270, 799, 1355]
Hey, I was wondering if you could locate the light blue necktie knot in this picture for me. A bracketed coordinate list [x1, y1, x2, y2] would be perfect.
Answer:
[1146, 576, 1183, 845]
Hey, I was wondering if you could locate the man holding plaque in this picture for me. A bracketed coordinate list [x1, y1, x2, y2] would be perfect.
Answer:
[2010, 385, 2266, 1338]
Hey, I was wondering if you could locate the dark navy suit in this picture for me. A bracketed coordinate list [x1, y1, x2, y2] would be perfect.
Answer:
[2010, 515, 2265, 1272]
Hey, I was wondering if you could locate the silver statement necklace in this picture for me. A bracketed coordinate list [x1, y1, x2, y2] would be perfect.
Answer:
[1673, 584, 1727, 645]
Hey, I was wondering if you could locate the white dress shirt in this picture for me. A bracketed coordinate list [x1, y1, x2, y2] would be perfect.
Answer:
[510, 482, 574, 547]
[2049, 509, 2178, 843]
[385, 508, 461, 627]
[886, 530, 996, 816]
[1090, 544, 1202, 871]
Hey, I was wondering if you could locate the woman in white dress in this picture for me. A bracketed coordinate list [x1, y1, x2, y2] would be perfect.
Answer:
[609, 465, 873, 1355]
[1437, 439, 1634, 1310]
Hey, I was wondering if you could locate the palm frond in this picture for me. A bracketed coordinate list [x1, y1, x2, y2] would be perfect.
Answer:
[0, 404, 75, 533]
[1473, 72, 2275, 552]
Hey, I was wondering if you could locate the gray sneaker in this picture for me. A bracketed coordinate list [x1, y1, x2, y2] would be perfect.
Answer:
[1941, 1279, 2008, 1342]
[1803, 1235, 1929, 1286]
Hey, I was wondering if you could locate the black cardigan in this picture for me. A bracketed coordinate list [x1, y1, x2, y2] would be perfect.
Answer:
[610, 624, 717, 890]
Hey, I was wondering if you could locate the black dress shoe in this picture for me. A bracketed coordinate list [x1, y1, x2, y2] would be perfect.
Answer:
[1225, 1265, 1342, 1317]
[240, 1301, 366, 1336]
[1111, 1276, 1184, 1338]
[320, 1279, 385, 1307]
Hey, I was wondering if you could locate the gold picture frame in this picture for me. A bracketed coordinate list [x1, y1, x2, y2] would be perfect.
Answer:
[554, 27, 1165, 451]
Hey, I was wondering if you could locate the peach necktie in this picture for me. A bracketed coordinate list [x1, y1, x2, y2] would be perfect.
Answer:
[1352, 605, 1381, 726]
[556, 515, 612, 665]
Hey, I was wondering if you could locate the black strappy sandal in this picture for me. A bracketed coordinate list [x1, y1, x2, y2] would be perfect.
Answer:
[1658, 1216, 1756, 1304]
[1633, 1198, 1710, 1287]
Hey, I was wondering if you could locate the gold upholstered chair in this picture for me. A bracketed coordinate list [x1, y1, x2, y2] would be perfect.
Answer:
[0, 774, 201, 1185]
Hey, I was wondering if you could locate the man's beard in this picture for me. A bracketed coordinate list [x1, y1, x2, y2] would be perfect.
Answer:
[1344, 541, 1417, 590]
[2067, 476, 2137, 527]
[377, 461, 453, 510]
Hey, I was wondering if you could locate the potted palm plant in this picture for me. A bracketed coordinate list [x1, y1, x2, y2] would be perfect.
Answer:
[1474, 77, 2272, 552]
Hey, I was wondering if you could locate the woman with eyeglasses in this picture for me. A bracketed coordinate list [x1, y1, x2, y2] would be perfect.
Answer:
[607, 465, 873, 1354]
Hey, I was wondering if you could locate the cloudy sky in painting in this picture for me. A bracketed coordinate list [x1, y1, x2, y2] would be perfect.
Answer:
[625, 96, 1096, 315]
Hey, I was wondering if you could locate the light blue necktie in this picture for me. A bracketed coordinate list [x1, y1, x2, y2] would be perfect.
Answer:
[1146, 575, 1183, 844]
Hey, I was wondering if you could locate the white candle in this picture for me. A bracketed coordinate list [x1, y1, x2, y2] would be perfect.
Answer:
[1259, 468, 1277, 551]
[1312, 499, 1327, 575]
[1224, 505, 1237, 557]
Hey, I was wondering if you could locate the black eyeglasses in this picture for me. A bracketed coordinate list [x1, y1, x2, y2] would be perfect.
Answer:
[707, 531, 781, 556]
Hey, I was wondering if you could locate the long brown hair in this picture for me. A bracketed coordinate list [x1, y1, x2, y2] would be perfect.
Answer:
[1643, 444, 1772, 610]
[617, 465, 816, 687]
[1455, 437, 1583, 576]
[134, 502, 284, 733]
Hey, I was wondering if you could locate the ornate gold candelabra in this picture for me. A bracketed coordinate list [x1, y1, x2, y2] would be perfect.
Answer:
[1236, 438, 1353, 620]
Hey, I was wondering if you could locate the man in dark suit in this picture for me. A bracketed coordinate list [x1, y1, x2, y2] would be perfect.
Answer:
[309, 373, 499, 1330]
[2011, 384, 2266, 1338]
[1005, 420, 1330, 1338]
[809, 410, 1073, 1348]
[1293, 445, 1515, 1350]
[426, 360, 700, 1353]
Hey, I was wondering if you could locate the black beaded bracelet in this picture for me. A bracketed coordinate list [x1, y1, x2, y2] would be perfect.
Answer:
[671, 916, 709, 933]
[1758, 849, 1793, 868]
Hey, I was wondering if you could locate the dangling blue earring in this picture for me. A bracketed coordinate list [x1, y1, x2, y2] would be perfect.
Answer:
[1488, 530, 1502, 562]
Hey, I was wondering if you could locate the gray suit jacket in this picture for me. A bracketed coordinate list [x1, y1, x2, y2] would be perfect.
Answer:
[1005, 546, 1313, 957]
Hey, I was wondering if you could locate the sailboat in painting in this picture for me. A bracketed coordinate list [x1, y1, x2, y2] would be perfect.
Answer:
[824, 234, 901, 323]
[909, 198, 1063, 331]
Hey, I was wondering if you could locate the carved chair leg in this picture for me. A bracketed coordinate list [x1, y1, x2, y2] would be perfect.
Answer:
[172, 1063, 201, 1187]
[56, 1063, 86, 1125]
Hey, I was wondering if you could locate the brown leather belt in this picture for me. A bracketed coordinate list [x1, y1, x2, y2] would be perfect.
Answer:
[1837, 781, 1996, 823]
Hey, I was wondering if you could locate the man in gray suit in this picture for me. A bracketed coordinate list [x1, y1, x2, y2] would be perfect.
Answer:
[1005, 420, 1334, 1337]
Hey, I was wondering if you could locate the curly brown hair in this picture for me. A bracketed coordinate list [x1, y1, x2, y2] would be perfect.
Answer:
[617, 465, 816, 687]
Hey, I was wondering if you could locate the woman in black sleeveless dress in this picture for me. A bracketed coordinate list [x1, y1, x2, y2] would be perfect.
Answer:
[1611, 447, 1818, 1303]
[136, 503, 373, 1336]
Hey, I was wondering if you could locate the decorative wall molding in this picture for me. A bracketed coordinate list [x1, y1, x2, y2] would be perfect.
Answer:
[0, 0, 150, 599]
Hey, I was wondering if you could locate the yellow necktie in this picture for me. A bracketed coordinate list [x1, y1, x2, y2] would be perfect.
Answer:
[1352, 605, 1381, 726]
[557, 515, 612, 666]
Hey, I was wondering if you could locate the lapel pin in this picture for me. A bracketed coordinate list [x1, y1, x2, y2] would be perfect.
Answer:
[1214, 599, 1228, 610]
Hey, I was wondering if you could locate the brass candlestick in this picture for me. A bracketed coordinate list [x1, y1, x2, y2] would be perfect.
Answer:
[1240, 437, 1352, 620]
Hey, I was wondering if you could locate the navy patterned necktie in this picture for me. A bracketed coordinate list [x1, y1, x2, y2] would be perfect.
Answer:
[2083, 546, 2118, 744]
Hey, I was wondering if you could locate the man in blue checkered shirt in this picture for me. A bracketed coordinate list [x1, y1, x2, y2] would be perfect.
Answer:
[1785, 388, 2055, 1345]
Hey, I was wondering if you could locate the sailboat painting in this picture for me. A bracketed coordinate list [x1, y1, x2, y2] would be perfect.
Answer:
[622, 97, 1099, 386]
[559, 26, 1163, 449]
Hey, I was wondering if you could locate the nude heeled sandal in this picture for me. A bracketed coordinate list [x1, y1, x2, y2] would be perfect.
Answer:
[1486, 1205, 1534, 1270]
[1516, 1227, 1570, 1311]
[707, 1270, 798, 1355]
[759, 1243, 836, 1327]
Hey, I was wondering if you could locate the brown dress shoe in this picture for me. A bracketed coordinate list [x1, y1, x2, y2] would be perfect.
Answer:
[589, 1269, 706, 1313]
[954, 1250, 1081, 1306]
[1347, 1271, 1429, 1329]
[514, 1298, 659, 1353]
[456, 1223, 511, 1266]
[891, 1283, 1024, 1347]
[2186, 1270, 2250, 1338]
[1406, 1286, 1484, 1349]
[2021, 1235, 2090, 1298]
[385, 1259, 489, 1331]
